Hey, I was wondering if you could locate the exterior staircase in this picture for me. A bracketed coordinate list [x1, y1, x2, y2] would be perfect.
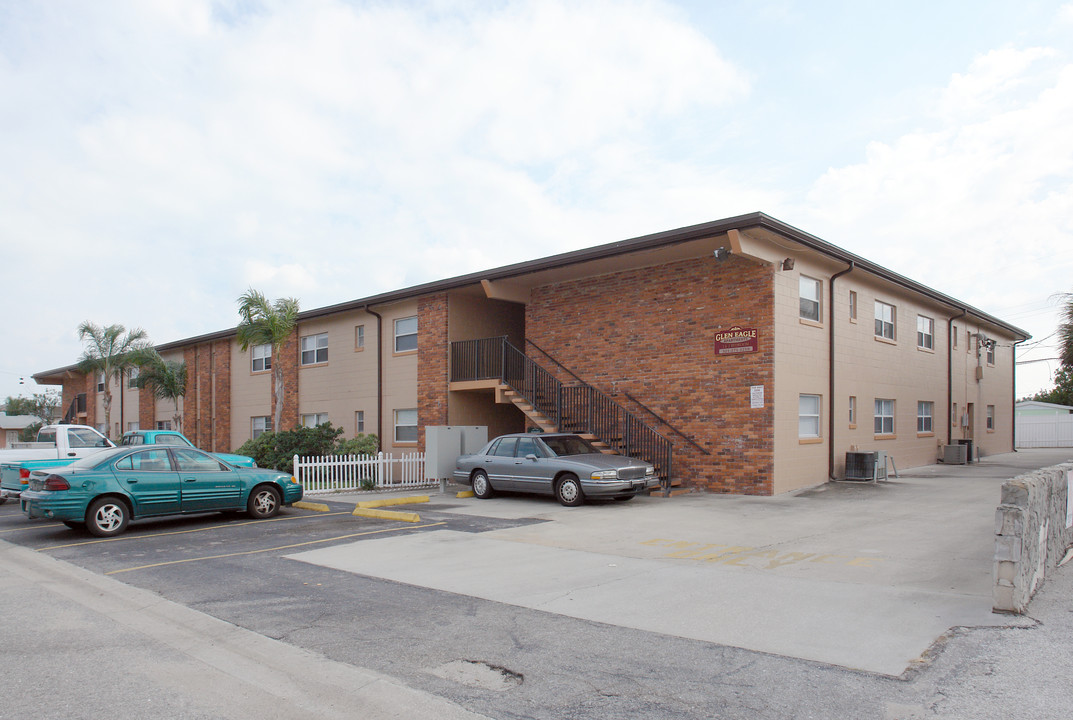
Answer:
[451, 336, 674, 491]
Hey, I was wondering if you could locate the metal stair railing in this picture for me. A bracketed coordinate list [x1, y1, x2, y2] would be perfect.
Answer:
[451, 337, 673, 483]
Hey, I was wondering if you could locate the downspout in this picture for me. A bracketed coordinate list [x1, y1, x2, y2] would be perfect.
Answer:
[1012, 336, 1028, 452]
[947, 309, 966, 447]
[829, 261, 855, 481]
[365, 305, 384, 449]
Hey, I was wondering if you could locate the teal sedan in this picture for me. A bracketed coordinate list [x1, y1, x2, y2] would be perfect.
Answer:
[20, 445, 303, 537]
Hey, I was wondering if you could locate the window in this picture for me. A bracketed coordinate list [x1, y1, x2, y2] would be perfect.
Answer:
[394, 408, 418, 443]
[966, 330, 971, 353]
[952, 326, 958, 349]
[874, 399, 895, 435]
[849, 396, 857, 426]
[128, 368, 139, 388]
[799, 276, 822, 322]
[849, 291, 857, 321]
[252, 343, 272, 372]
[69, 427, 108, 448]
[115, 449, 172, 472]
[875, 301, 896, 340]
[355, 410, 365, 433]
[799, 394, 821, 438]
[156, 420, 172, 431]
[97, 373, 105, 392]
[301, 333, 328, 365]
[986, 341, 995, 365]
[952, 403, 958, 427]
[986, 405, 995, 430]
[491, 437, 517, 456]
[917, 315, 934, 350]
[172, 448, 228, 473]
[127, 422, 139, 432]
[394, 316, 418, 353]
[917, 401, 934, 433]
[302, 413, 330, 427]
[252, 416, 272, 439]
[355, 325, 365, 350]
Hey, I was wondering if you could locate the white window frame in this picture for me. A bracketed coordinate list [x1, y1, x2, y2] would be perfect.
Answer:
[252, 343, 272, 372]
[848, 396, 857, 426]
[97, 373, 105, 392]
[986, 405, 995, 430]
[251, 416, 272, 439]
[848, 290, 857, 321]
[301, 413, 330, 428]
[355, 325, 365, 350]
[128, 368, 139, 388]
[156, 420, 172, 431]
[126, 421, 139, 432]
[300, 333, 329, 366]
[355, 410, 365, 434]
[916, 315, 934, 350]
[917, 401, 934, 433]
[799, 394, 822, 438]
[874, 399, 895, 435]
[986, 342, 995, 365]
[394, 408, 418, 443]
[394, 316, 418, 353]
[799, 276, 822, 322]
[875, 301, 896, 340]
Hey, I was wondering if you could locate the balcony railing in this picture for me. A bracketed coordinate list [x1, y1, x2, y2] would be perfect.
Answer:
[451, 337, 673, 483]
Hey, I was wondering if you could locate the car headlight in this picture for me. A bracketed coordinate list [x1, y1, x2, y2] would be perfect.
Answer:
[590, 469, 618, 480]
[644, 465, 656, 476]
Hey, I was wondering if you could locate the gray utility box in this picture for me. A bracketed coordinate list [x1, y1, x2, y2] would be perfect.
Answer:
[943, 443, 968, 465]
[425, 426, 488, 488]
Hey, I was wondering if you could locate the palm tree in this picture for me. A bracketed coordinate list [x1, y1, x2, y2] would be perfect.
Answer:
[77, 322, 155, 439]
[136, 353, 188, 432]
[236, 289, 300, 434]
[1059, 290, 1073, 369]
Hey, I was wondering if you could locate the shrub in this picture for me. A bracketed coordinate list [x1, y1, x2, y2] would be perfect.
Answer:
[235, 423, 345, 472]
[335, 433, 379, 456]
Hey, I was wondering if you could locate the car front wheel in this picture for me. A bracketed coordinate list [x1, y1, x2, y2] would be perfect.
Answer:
[471, 470, 494, 499]
[86, 498, 130, 537]
[555, 474, 584, 507]
[247, 486, 281, 519]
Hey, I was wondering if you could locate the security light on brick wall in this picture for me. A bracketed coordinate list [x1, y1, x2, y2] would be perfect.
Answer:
[781, 257, 795, 271]
[713, 247, 730, 261]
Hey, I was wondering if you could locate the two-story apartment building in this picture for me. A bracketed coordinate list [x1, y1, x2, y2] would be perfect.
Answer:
[35, 213, 1028, 495]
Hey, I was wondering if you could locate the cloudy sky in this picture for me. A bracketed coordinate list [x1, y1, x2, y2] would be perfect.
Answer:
[2, 0, 1071, 405]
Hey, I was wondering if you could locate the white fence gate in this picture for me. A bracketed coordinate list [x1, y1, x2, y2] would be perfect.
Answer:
[1016, 415, 1073, 448]
[293, 452, 427, 493]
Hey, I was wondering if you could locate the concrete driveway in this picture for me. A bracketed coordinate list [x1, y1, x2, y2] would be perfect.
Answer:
[290, 448, 1073, 677]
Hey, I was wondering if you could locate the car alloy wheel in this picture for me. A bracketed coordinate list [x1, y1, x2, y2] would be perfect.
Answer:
[86, 497, 130, 537]
[248, 486, 281, 519]
[556, 474, 584, 507]
[472, 469, 494, 499]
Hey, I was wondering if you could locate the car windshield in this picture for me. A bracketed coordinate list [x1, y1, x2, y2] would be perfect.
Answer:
[541, 435, 597, 457]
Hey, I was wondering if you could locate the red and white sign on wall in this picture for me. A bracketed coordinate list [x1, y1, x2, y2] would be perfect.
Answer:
[714, 326, 758, 355]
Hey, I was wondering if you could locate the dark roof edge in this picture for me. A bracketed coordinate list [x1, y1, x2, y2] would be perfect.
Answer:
[34, 211, 1029, 380]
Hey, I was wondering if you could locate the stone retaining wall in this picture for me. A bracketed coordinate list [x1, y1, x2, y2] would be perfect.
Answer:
[993, 463, 1073, 613]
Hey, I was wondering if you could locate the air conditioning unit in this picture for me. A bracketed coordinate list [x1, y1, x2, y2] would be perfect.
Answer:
[844, 451, 889, 482]
[943, 444, 968, 465]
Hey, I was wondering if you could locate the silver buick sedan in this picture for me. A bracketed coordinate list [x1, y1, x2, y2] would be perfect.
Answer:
[454, 433, 658, 506]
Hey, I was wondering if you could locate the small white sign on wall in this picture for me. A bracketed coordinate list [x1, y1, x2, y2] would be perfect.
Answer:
[750, 385, 765, 409]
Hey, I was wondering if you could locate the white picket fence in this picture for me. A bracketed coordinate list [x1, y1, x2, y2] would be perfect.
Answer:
[293, 452, 428, 493]
[1016, 414, 1073, 448]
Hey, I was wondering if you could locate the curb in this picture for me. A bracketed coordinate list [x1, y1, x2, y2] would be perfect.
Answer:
[353, 507, 422, 523]
[355, 495, 430, 510]
[293, 501, 331, 512]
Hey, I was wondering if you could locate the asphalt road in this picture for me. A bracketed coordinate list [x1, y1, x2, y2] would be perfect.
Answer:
[2, 474, 1072, 720]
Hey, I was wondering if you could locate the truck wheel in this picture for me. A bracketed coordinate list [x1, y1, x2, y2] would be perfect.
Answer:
[86, 498, 130, 537]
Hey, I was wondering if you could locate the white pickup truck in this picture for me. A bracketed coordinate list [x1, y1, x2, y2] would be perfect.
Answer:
[0, 425, 115, 503]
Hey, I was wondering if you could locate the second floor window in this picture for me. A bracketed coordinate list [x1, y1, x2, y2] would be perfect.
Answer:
[874, 399, 895, 435]
[875, 301, 896, 340]
[252, 343, 272, 372]
[917, 316, 934, 350]
[301, 333, 328, 365]
[395, 316, 418, 353]
[799, 276, 821, 322]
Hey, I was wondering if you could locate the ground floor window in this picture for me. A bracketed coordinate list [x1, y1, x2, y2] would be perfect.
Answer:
[848, 396, 857, 426]
[156, 421, 172, 431]
[355, 410, 365, 433]
[917, 401, 933, 433]
[127, 422, 139, 432]
[874, 399, 895, 435]
[252, 416, 272, 439]
[394, 408, 418, 443]
[986, 405, 995, 430]
[302, 413, 330, 427]
[799, 394, 821, 438]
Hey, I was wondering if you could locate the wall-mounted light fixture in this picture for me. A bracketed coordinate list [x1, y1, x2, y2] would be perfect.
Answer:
[781, 258, 795, 271]
[713, 247, 730, 261]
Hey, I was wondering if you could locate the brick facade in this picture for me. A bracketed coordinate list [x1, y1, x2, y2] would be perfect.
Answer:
[417, 293, 450, 448]
[138, 378, 156, 429]
[526, 255, 775, 494]
[183, 340, 232, 451]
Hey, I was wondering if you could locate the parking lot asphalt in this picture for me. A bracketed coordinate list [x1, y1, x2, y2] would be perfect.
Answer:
[291, 448, 1073, 676]
[2, 447, 1071, 719]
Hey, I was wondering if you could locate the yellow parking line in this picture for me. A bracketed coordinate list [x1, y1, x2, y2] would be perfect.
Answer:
[105, 522, 447, 575]
[37, 511, 355, 551]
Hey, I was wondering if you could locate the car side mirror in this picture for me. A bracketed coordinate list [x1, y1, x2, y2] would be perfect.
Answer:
[525, 454, 539, 461]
